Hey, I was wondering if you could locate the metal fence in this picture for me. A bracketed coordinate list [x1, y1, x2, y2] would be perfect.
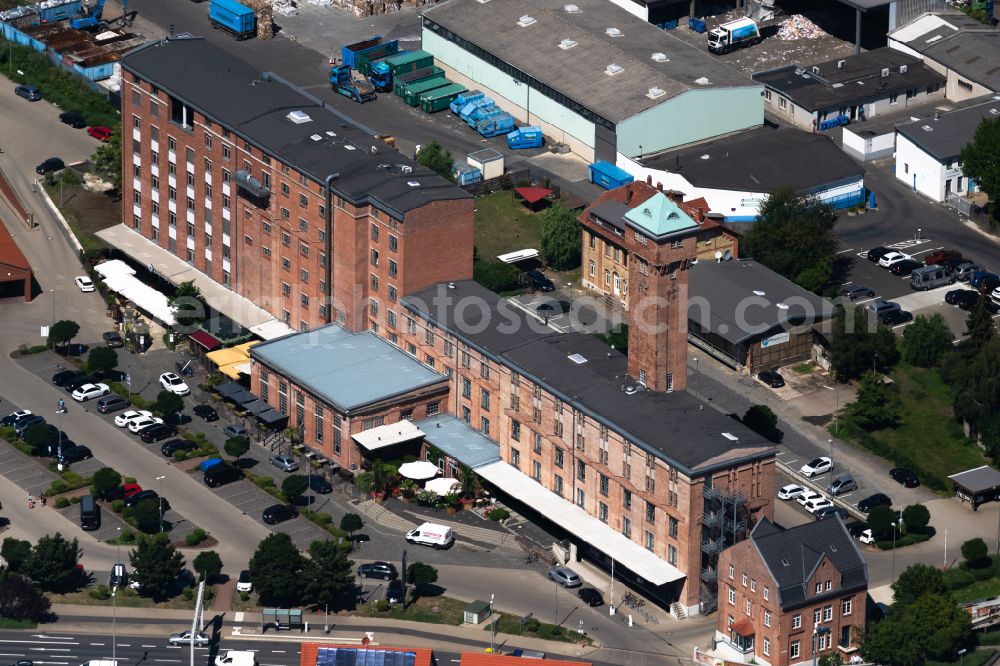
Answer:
[946, 192, 974, 217]
[460, 169, 531, 196]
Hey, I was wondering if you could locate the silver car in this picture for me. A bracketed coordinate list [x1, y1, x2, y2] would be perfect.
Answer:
[827, 475, 858, 496]
[269, 454, 299, 472]
[168, 630, 210, 646]
[548, 566, 581, 588]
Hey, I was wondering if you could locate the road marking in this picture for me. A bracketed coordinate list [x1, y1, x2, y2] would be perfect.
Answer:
[34, 661, 69, 664]
[784, 459, 798, 466]
[154, 660, 182, 663]
[30, 648, 72, 652]
[271, 650, 287, 654]
[836, 248, 854, 255]
[117, 644, 131, 647]
[142, 644, 157, 648]
[0, 654, 28, 657]
[0, 641, 80, 646]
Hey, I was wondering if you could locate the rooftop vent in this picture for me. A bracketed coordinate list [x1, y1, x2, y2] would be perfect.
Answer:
[606, 63, 623, 76]
[517, 14, 536, 26]
[559, 38, 577, 49]
[651, 52, 668, 62]
[400, 165, 413, 174]
[606, 27, 623, 37]
[568, 353, 588, 364]
[694, 76, 710, 85]
[881, 67, 890, 77]
[343, 144, 356, 151]
[900, 64, 908, 73]
[325, 130, 337, 137]
[564, 3, 580, 11]
[407, 180, 420, 187]
[811, 66, 820, 74]
[286, 110, 312, 124]
[310, 134, 323, 141]
[991, 108, 999, 115]
[700, 154, 710, 160]
[776, 303, 789, 310]
[647, 86, 665, 99]
[781, 559, 790, 567]
[722, 432, 739, 441]
[837, 59, 846, 69]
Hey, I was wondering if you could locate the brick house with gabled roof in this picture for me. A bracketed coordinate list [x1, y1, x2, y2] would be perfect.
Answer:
[716, 517, 868, 666]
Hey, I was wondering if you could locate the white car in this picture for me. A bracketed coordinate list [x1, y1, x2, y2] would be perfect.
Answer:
[859, 529, 875, 545]
[159, 372, 190, 396]
[128, 415, 164, 433]
[236, 569, 252, 593]
[778, 484, 806, 501]
[72, 382, 110, 402]
[74, 275, 95, 292]
[169, 630, 210, 647]
[797, 490, 823, 507]
[804, 497, 834, 514]
[115, 409, 153, 427]
[878, 251, 912, 268]
[800, 456, 833, 478]
[991, 286, 1000, 302]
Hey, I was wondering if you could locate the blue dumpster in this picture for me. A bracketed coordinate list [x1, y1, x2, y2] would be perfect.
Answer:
[688, 17, 707, 32]
[589, 161, 635, 190]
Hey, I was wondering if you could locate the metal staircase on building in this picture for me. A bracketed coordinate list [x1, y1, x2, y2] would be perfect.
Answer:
[670, 602, 687, 620]
[698, 484, 753, 615]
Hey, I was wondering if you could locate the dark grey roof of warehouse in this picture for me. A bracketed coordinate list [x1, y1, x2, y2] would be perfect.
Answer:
[643, 126, 864, 193]
[949, 465, 1000, 494]
[421, 0, 757, 124]
[753, 48, 943, 113]
[689, 260, 835, 344]
[121, 36, 469, 216]
[750, 518, 868, 610]
[889, 12, 1000, 92]
[403, 281, 776, 474]
[896, 98, 1000, 161]
[843, 96, 991, 138]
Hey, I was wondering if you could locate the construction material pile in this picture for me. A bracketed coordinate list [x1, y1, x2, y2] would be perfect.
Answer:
[777, 14, 825, 40]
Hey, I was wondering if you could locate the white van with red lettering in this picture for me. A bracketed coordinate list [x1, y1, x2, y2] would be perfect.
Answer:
[405, 522, 454, 549]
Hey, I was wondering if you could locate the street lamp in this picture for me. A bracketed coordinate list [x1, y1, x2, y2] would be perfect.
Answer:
[113, 527, 120, 665]
[891, 521, 899, 584]
[959, 648, 967, 666]
[156, 475, 166, 532]
[489, 593, 496, 653]
[811, 622, 819, 666]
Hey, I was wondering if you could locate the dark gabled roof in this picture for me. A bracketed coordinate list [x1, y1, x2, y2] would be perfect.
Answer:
[120, 36, 470, 217]
[889, 12, 1000, 93]
[641, 126, 864, 194]
[896, 98, 1000, 161]
[750, 517, 868, 610]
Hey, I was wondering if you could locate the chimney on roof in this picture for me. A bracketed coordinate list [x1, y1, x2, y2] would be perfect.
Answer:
[625, 187, 634, 205]
[646, 175, 652, 185]
[666, 189, 685, 204]
[697, 207, 705, 222]
[656, 182, 663, 191]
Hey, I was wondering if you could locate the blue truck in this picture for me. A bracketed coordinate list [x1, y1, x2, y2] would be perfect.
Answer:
[450, 90, 484, 115]
[478, 113, 516, 138]
[329, 65, 377, 103]
[210, 0, 256, 40]
[507, 126, 543, 150]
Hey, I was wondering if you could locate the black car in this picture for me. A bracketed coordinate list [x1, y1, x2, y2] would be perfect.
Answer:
[758, 369, 785, 388]
[262, 504, 298, 525]
[522, 269, 555, 292]
[161, 438, 197, 456]
[946, 288, 975, 306]
[878, 309, 913, 326]
[65, 375, 97, 392]
[58, 445, 92, 464]
[866, 246, 893, 263]
[1, 410, 29, 426]
[357, 561, 397, 580]
[578, 587, 604, 607]
[979, 276, 1000, 294]
[97, 394, 130, 414]
[385, 579, 405, 604]
[840, 284, 875, 300]
[308, 476, 333, 494]
[52, 369, 86, 386]
[890, 467, 919, 488]
[59, 111, 86, 128]
[858, 493, 892, 513]
[14, 415, 45, 438]
[140, 423, 176, 443]
[814, 506, 850, 521]
[14, 84, 41, 101]
[958, 293, 1000, 314]
[125, 490, 169, 510]
[35, 157, 65, 175]
[846, 522, 869, 538]
[890, 259, 924, 276]
[193, 404, 219, 421]
[103, 331, 125, 348]
[536, 299, 571, 317]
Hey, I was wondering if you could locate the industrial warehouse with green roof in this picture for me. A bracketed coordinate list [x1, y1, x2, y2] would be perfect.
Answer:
[420, 0, 763, 162]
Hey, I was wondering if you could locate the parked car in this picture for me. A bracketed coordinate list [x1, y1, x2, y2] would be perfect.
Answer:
[878, 251, 912, 268]
[578, 587, 604, 607]
[800, 456, 833, 478]
[979, 276, 1000, 294]
[269, 454, 299, 472]
[99, 482, 142, 501]
[803, 496, 834, 514]
[15, 84, 42, 101]
[890, 467, 919, 488]
[757, 369, 785, 388]
[942, 255, 970, 271]
[548, 567, 582, 588]
[65, 375, 97, 392]
[193, 404, 219, 421]
[52, 369, 85, 386]
[796, 489, 823, 507]
[87, 125, 113, 141]
[161, 438, 197, 456]
[971, 270, 1000, 290]
[827, 475, 858, 496]
[96, 394, 129, 414]
[203, 462, 243, 487]
[522, 269, 555, 292]
[14, 415, 45, 438]
[859, 529, 876, 545]
[308, 476, 333, 494]
[169, 631, 210, 647]
[140, 423, 176, 443]
[36, 157, 65, 175]
[1, 409, 31, 426]
[946, 288, 976, 306]
[110, 562, 128, 588]
[878, 309, 913, 326]
[778, 484, 806, 500]
[262, 504, 298, 524]
[536, 299, 571, 317]
[866, 300, 901, 316]
[841, 284, 875, 300]
[74, 276, 95, 292]
[858, 493, 892, 513]
[866, 246, 893, 263]
[236, 570, 252, 593]
[223, 424, 248, 439]
[357, 562, 397, 580]
[158, 372, 190, 396]
[125, 490, 168, 510]
[115, 409, 153, 427]
[955, 263, 980, 281]
[890, 259, 924, 276]
[59, 111, 86, 128]
[385, 579, 405, 604]
[815, 506, 850, 521]
[128, 416, 164, 434]
[58, 445, 93, 464]
[102, 331, 124, 348]
[72, 382, 110, 402]
[924, 249, 962, 266]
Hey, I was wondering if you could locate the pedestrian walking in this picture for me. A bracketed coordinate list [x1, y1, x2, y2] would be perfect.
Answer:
[27, 494, 34, 509]
[58, 398, 66, 413]
[41, 495, 47, 507]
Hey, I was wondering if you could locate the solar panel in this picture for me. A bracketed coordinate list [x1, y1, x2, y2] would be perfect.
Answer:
[315, 648, 416, 666]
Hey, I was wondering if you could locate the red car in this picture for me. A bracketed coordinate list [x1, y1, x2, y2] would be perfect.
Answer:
[87, 126, 113, 141]
[923, 249, 961, 266]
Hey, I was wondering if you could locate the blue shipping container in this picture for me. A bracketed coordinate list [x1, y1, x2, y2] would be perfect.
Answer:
[210, 0, 255, 39]
[589, 161, 635, 190]
[450, 90, 484, 114]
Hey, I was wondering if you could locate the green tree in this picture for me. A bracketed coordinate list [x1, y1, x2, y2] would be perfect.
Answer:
[130, 533, 185, 600]
[249, 533, 306, 606]
[741, 187, 838, 293]
[192, 551, 223, 583]
[0, 574, 51, 622]
[861, 613, 923, 666]
[902, 592, 974, 661]
[416, 140, 454, 180]
[224, 436, 250, 464]
[901, 504, 931, 532]
[86, 346, 119, 376]
[27, 533, 82, 592]
[472, 260, 521, 292]
[901, 314, 953, 368]
[960, 115, 1000, 222]
[49, 319, 80, 353]
[1, 538, 32, 573]
[406, 561, 438, 602]
[303, 539, 354, 608]
[355, 460, 398, 496]
[963, 294, 996, 352]
[339, 512, 363, 538]
[155, 390, 184, 421]
[133, 497, 163, 534]
[169, 281, 207, 332]
[538, 202, 582, 271]
[457, 463, 481, 499]
[961, 537, 990, 568]
[848, 372, 901, 430]
[23, 424, 59, 452]
[892, 563, 947, 607]
[949, 337, 1000, 446]
[92, 467, 122, 500]
[281, 475, 308, 503]
[741, 404, 783, 443]
[829, 305, 900, 381]
[91, 124, 122, 191]
[867, 505, 897, 541]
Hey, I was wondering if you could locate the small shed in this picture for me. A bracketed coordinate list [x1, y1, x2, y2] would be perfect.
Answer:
[948, 465, 1000, 510]
[468, 149, 504, 180]
[464, 600, 492, 624]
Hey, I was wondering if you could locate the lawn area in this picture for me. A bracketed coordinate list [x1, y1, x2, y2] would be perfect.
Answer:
[926, 648, 996, 666]
[49, 586, 203, 610]
[353, 595, 466, 625]
[474, 191, 543, 263]
[836, 364, 988, 492]
[951, 577, 1000, 604]
[489, 611, 592, 645]
[43, 177, 119, 254]
[0, 618, 37, 629]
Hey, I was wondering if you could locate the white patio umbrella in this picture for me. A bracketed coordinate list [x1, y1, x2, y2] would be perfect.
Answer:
[399, 460, 440, 480]
[425, 477, 461, 496]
